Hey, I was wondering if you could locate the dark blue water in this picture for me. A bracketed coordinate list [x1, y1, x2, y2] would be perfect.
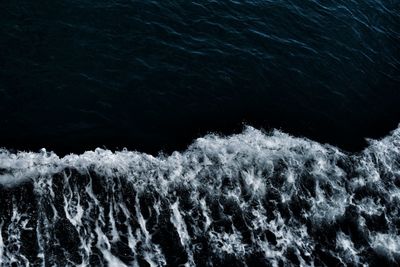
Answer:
[1, 1, 400, 266]
[1, 0, 399, 155]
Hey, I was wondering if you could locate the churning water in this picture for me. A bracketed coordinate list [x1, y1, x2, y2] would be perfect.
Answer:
[1, 126, 400, 266]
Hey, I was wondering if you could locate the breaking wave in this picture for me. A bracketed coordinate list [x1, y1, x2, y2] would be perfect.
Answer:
[1, 126, 400, 266]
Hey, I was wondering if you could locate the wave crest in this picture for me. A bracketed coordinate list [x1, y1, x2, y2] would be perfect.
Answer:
[0, 126, 399, 266]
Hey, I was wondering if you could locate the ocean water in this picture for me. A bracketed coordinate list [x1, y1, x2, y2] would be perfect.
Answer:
[1, 0, 400, 266]
[1, 0, 399, 154]
[1, 127, 400, 266]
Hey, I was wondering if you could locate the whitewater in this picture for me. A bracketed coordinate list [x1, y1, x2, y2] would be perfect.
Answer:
[0, 126, 399, 266]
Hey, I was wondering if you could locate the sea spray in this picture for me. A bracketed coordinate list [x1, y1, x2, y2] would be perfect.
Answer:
[0, 126, 399, 266]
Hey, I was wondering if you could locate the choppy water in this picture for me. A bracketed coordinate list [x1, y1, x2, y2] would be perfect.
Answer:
[1, 126, 400, 266]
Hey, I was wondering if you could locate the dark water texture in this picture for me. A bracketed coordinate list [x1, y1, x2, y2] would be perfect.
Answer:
[1, 0, 400, 155]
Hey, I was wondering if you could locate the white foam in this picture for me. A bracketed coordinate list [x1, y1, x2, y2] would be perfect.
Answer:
[0, 125, 399, 265]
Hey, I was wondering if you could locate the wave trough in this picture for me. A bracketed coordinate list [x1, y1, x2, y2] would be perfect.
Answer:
[1, 126, 400, 266]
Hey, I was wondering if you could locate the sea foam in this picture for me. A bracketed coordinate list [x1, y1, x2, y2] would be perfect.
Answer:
[0, 126, 399, 266]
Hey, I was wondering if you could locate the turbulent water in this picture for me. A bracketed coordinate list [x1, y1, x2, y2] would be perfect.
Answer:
[1, 126, 400, 266]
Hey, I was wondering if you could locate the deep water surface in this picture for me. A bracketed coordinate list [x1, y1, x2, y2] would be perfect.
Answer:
[0, 0, 399, 154]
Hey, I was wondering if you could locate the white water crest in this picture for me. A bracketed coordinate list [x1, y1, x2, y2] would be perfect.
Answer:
[0, 126, 399, 266]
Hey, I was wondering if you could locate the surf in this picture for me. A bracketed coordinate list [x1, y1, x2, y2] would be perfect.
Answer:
[0, 126, 399, 266]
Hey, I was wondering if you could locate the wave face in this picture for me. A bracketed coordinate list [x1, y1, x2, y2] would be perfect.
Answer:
[0, 127, 400, 266]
